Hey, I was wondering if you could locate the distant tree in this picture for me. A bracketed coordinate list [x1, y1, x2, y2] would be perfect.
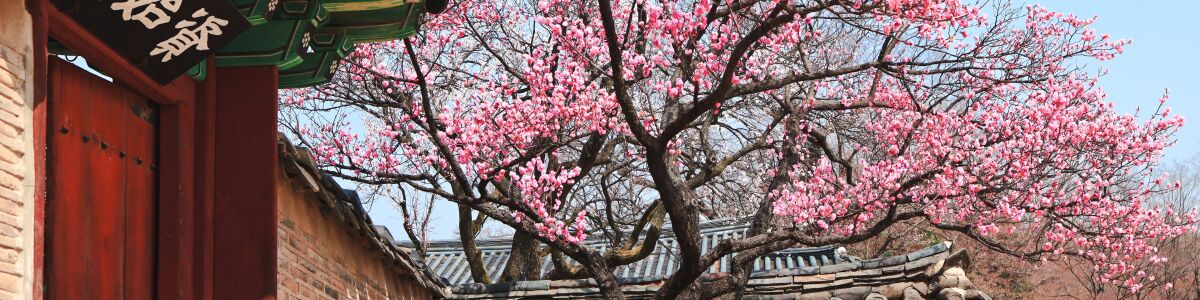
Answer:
[1051, 153, 1200, 300]
[281, 0, 1195, 298]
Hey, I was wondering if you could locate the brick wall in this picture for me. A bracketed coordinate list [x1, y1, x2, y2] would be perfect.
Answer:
[277, 170, 436, 300]
[0, 0, 36, 298]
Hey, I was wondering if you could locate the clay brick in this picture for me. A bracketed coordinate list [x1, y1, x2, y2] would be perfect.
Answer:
[0, 261, 18, 277]
[0, 85, 19, 106]
[0, 115, 20, 141]
[0, 171, 19, 192]
[0, 199, 19, 218]
[0, 141, 20, 167]
[0, 248, 16, 265]
[0, 61, 21, 81]
[0, 211, 17, 228]
[0, 160, 23, 182]
[0, 45, 23, 71]
[0, 270, 17, 292]
[0, 68, 22, 92]
[0, 186, 21, 205]
[0, 236, 19, 251]
[0, 224, 16, 240]
[283, 277, 300, 292]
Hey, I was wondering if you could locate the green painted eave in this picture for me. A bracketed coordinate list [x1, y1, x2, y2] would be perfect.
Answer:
[215, 20, 309, 69]
[229, 0, 275, 25]
[330, 3, 423, 43]
[323, 0, 411, 12]
[213, 0, 439, 88]
[278, 29, 355, 88]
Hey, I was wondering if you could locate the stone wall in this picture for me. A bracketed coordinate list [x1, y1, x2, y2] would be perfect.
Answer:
[0, 0, 37, 298]
[277, 168, 437, 300]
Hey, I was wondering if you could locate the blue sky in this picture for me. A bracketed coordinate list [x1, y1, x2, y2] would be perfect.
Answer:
[366, 1, 1200, 241]
[1037, 1, 1200, 160]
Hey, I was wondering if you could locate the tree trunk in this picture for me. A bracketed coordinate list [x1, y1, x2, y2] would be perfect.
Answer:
[458, 204, 491, 284]
[499, 231, 543, 282]
[647, 151, 705, 299]
[584, 252, 627, 300]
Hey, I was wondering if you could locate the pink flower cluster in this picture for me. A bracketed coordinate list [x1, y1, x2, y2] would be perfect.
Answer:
[876, 0, 984, 40]
[767, 2, 1192, 291]
[286, 0, 634, 245]
[771, 16, 1190, 292]
[511, 159, 589, 244]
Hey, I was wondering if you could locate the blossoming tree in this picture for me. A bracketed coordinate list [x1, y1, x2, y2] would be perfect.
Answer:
[281, 0, 1195, 298]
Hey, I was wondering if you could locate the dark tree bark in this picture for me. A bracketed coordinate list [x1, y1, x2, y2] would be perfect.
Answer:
[500, 231, 543, 282]
[458, 204, 491, 284]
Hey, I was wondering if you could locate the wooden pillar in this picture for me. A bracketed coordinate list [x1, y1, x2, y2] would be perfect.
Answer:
[28, 0, 48, 299]
[213, 66, 278, 300]
[158, 81, 197, 300]
[193, 57, 218, 300]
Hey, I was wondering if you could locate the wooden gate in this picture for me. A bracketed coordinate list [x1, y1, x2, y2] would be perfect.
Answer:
[45, 58, 158, 299]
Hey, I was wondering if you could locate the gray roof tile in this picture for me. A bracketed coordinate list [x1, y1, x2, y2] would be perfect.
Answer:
[416, 220, 853, 285]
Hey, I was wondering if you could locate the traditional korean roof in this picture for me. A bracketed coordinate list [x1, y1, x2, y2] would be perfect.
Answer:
[412, 219, 856, 286]
[217, 0, 447, 88]
[277, 137, 451, 297]
[445, 241, 992, 300]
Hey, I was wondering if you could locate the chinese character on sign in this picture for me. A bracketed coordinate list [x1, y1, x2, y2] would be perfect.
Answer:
[149, 9, 229, 63]
[56, 0, 249, 83]
[110, 0, 182, 29]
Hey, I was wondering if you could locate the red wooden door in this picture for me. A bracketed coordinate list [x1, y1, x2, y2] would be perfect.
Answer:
[46, 58, 158, 299]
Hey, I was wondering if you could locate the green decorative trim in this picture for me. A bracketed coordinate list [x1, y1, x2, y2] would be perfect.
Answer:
[230, 0, 277, 25]
[187, 61, 207, 81]
[277, 0, 331, 27]
[310, 28, 356, 57]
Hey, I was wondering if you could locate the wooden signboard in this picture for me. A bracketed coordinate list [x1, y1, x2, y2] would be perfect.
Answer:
[52, 0, 251, 83]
